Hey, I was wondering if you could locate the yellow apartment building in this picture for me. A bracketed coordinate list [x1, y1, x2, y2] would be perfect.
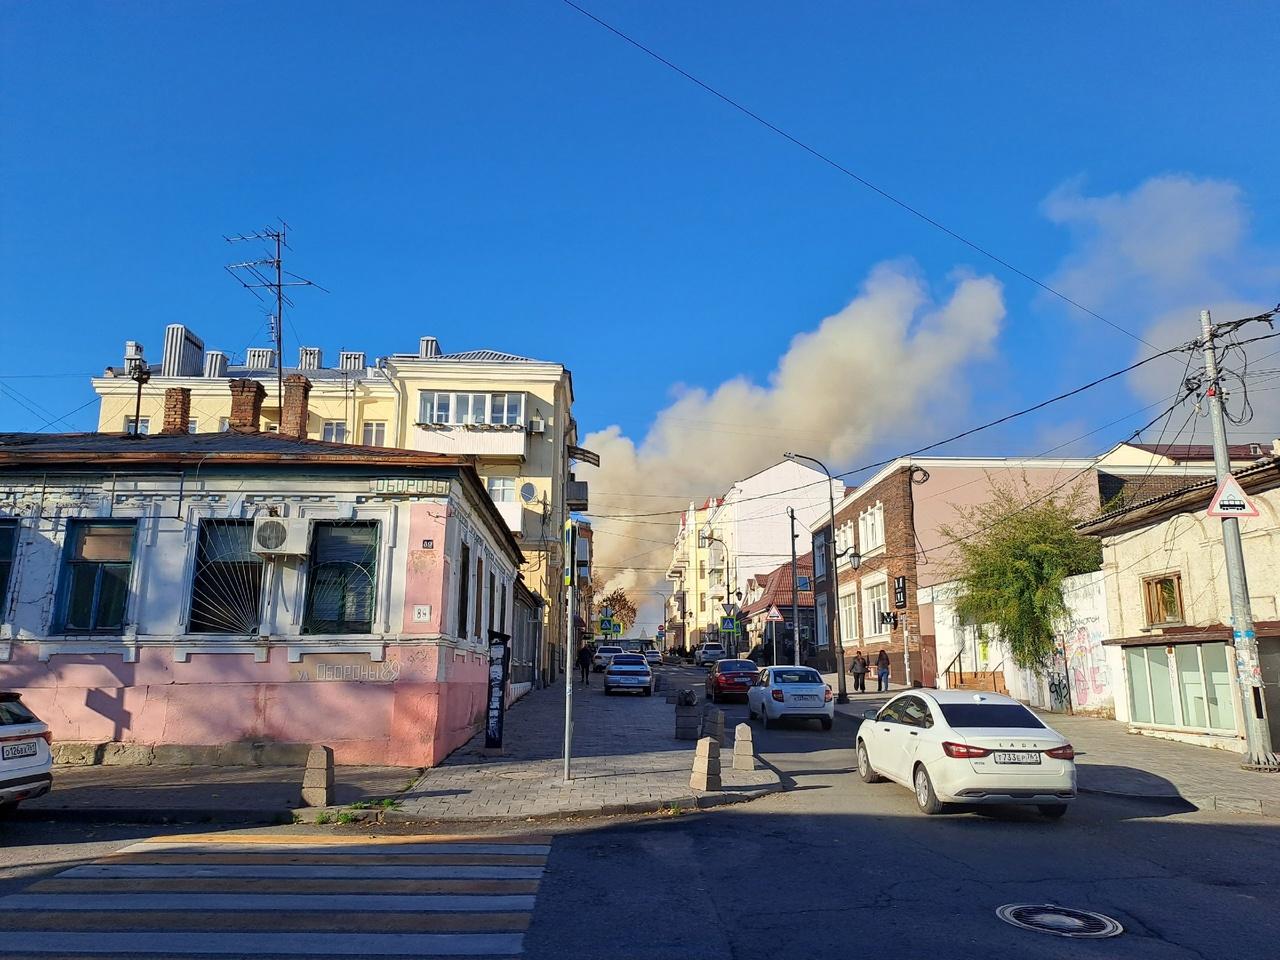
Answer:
[91, 325, 591, 685]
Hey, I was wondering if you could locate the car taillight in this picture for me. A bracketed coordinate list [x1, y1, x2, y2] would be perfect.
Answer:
[824, 686, 833, 702]
[942, 741, 990, 758]
[40, 731, 52, 745]
[1045, 744, 1075, 760]
[771, 690, 785, 702]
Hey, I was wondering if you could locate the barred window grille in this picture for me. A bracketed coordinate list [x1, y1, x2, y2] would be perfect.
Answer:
[189, 520, 263, 635]
[304, 521, 379, 634]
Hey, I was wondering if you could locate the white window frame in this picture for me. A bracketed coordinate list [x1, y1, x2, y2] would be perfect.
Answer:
[361, 421, 387, 447]
[839, 591, 858, 642]
[487, 477, 516, 502]
[124, 417, 149, 435]
[814, 531, 828, 578]
[187, 418, 198, 434]
[859, 502, 885, 555]
[862, 578, 890, 637]
[321, 421, 347, 443]
[489, 393, 524, 426]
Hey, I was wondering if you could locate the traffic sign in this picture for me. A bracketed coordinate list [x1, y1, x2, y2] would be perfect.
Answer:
[720, 616, 737, 632]
[765, 605, 785, 622]
[721, 602, 739, 617]
[1207, 475, 1259, 518]
[599, 617, 613, 633]
[612, 622, 622, 636]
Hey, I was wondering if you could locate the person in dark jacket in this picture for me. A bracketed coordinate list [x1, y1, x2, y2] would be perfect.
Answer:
[849, 650, 868, 693]
[576, 644, 594, 685]
[876, 649, 891, 692]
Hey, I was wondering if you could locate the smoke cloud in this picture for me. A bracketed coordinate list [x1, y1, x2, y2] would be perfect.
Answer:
[578, 261, 1006, 627]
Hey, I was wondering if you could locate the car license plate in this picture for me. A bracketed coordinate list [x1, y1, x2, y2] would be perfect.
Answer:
[994, 751, 1041, 764]
[622, 677, 641, 684]
[2, 741, 37, 761]
[793, 694, 817, 702]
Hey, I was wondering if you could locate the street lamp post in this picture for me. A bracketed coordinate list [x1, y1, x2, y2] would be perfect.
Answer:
[785, 452, 851, 703]
[701, 530, 735, 656]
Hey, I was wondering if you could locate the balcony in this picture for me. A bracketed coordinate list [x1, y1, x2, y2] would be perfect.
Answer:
[565, 480, 589, 512]
[493, 500, 526, 535]
[413, 423, 528, 460]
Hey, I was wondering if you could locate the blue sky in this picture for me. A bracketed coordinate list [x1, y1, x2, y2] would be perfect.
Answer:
[2, 1, 1277, 480]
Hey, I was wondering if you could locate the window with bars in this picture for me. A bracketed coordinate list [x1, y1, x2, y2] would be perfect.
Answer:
[188, 520, 263, 634]
[304, 522, 378, 634]
[58, 522, 136, 633]
[862, 581, 889, 637]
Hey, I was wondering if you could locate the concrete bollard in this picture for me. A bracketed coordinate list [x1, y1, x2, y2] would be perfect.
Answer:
[732, 722, 758, 771]
[675, 701, 701, 740]
[706, 708, 726, 746]
[301, 744, 335, 807]
[690, 736, 722, 791]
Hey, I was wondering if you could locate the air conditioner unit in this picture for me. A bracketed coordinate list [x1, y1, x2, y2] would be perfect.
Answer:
[528, 417, 546, 434]
[251, 516, 312, 555]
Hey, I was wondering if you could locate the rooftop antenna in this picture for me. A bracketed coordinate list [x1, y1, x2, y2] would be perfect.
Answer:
[224, 222, 328, 417]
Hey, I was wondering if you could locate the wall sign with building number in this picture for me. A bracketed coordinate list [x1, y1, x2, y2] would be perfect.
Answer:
[894, 576, 907, 609]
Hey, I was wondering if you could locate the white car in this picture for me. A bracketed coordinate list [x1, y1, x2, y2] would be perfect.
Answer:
[0, 692, 53, 814]
[603, 654, 654, 696]
[694, 643, 726, 667]
[856, 690, 1076, 818]
[592, 645, 624, 672]
[747, 666, 834, 730]
[643, 649, 662, 666]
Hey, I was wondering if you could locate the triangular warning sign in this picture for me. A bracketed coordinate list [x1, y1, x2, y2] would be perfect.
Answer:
[1207, 475, 1259, 518]
[765, 605, 785, 622]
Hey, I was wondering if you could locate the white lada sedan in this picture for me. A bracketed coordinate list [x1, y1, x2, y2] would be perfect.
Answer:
[856, 690, 1076, 818]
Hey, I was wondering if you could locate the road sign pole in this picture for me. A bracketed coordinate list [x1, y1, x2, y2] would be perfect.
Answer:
[563, 521, 576, 782]
[1200, 309, 1277, 770]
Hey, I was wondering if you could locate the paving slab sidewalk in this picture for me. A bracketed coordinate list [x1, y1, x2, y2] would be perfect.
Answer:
[393, 672, 780, 822]
[20, 764, 413, 824]
[832, 688, 1280, 817]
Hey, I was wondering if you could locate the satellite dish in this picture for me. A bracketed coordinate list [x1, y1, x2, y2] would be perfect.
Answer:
[520, 482, 537, 504]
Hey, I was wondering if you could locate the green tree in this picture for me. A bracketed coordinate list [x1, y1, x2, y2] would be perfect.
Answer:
[941, 476, 1102, 671]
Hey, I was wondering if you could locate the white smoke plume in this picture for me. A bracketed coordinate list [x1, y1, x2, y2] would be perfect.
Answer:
[578, 261, 1006, 627]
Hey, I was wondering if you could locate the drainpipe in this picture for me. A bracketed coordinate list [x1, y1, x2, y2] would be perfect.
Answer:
[376, 356, 405, 446]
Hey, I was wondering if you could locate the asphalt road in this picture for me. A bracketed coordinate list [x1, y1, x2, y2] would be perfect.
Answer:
[1, 664, 1276, 959]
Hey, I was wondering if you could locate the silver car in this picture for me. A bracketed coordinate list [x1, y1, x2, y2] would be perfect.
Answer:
[603, 654, 654, 696]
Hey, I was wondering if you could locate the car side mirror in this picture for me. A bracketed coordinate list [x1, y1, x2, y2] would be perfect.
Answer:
[863, 709, 880, 721]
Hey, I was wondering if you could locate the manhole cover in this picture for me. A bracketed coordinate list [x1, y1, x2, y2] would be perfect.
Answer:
[996, 904, 1123, 939]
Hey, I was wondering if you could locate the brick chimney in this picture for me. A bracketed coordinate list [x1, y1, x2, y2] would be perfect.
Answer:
[280, 374, 312, 439]
[228, 378, 266, 433]
[159, 387, 193, 435]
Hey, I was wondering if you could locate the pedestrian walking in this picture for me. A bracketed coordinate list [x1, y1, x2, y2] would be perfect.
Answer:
[850, 650, 868, 693]
[576, 643, 593, 686]
[876, 649, 891, 692]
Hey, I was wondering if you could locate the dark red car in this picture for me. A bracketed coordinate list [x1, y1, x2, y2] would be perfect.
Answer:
[705, 659, 759, 703]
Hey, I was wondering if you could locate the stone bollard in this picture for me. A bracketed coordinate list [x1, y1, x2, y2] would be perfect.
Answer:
[301, 745, 335, 807]
[732, 723, 758, 771]
[706, 708, 726, 746]
[653, 674, 665, 693]
[690, 736, 722, 791]
[675, 689, 701, 740]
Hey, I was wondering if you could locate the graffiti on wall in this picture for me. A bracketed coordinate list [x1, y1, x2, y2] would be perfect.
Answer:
[1053, 617, 1114, 717]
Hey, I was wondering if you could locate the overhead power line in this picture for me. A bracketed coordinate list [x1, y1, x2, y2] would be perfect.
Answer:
[559, 0, 1158, 350]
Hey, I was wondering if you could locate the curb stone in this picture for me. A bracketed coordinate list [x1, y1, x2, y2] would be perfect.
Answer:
[12, 807, 293, 826]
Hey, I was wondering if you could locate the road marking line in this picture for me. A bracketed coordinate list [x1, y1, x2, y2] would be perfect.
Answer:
[102, 852, 547, 866]
[0, 931, 525, 956]
[116, 840, 551, 856]
[27, 877, 541, 895]
[0, 893, 537, 913]
[134, 832, 550, 845]
[62, 863, 544, 880]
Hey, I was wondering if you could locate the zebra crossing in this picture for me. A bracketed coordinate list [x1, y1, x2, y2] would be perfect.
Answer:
[0, 831, 551, 957]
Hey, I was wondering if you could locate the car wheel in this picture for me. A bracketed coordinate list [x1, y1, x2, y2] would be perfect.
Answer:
[762, 707, 773, 730]
[913, 764, 944, 815]
[0, 801, 19, 819]
[1038, 804, 1069, 820]
[747, 702, 756, 720]
[604, 688, 613, 697]
[643, 687, 653, 697]
[820, 717, 833, 731]
[857, 741, 884, 783]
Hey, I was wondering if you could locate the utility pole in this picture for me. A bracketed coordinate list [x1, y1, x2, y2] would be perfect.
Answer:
[787, 507, 800, 666]
[563, 520, 577, 781]
[1199, 309, 1278, 771]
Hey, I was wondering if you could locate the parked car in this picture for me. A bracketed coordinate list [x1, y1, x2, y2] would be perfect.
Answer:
[643, 649, 662, 666]
[694, 642, 726, 667]
[747, 666, 833, 730]
[592, 645, 624, 672]
[0, 692, 53, 815]
[603, 654, 654, 696]
[856, 690, 1076, 818]
[705, 659, 758, 703]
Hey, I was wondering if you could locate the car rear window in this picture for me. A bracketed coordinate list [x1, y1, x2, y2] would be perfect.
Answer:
[0, 697, 37, 725]
[611, 655, 646, 665]
[773, 669, 822, 684]
[719, 661, 755, 672]
[938, 703, 1044, 729]
[598, 647, 623, 654]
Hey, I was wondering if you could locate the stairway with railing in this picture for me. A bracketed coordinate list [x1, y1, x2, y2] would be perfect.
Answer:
[941, 648, 1008, 695]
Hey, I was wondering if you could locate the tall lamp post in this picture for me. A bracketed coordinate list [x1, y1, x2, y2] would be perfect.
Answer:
[785, 452, 857, 703]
